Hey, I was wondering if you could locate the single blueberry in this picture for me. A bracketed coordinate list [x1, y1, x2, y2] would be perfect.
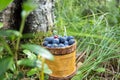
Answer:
[67, 36, 74, 41]
[64, 41, 68, 45]
[65, 45, 68, 47]
[59, 43, 65, 47]
[43, 41, 48, 46]
[59, 37, 66, 43]
[47, 44, 52, 48]
[52, 38, 59, 44]
[68, 39, 75, 45]
[52, 43, 58, 48]
[44, 37, 49, 41]
[50, 44, 54, 48]
[44, 37, 54, 44]
[64, 36, 67, 40]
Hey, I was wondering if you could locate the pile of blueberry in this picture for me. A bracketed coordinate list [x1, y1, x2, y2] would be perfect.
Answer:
[43, 35, 75, 48]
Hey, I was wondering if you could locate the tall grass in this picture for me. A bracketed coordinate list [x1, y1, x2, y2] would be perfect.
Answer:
[55, 0, 120, 79]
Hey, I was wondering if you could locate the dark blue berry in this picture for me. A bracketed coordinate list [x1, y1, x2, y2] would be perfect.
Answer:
[47, 44, 52, 48]
[67, 36, 74, 41]
[44, 37, 54, 44]
[44, 37, 49, 41]
[59, 43, 65, 47]
[68, 39, 75, 45]
[64, 36, 68, 39]
[64, 41, 68, 45]
[44, 35, 75, 48]
[59, 37, 66, 43]
[52, 44, 58, 48]
[43, 41, 48, 46]
[52, 38, 59, 44]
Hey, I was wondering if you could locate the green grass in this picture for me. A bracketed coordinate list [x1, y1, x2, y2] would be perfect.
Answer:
[55, 0, 120, 79]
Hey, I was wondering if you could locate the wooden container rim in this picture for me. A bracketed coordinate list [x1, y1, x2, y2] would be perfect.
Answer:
[44, 41, 76, 55]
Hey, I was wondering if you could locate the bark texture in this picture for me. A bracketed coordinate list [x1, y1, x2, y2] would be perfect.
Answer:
[2, 0, 54, 33]
[25, 0, 55, 32]
[3, 0, 22, 30]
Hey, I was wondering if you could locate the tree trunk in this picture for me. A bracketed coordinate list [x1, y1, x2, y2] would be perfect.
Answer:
[2, 0, 55, 33]
[3, 0, 22, 30]
[25, 0, 55, 32]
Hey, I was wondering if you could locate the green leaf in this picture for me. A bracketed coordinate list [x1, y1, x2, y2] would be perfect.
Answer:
[27, 68, 38, 76]
[72, 71, 84, 80]
[17, 72, 24, 79]
[72, 74, 82, 80]
[17, 59, 35, 67]
[0, 30, 22, 38]
[21, 44, 54, 60]
[0, 56, 13, 76]
[0, 22, 3, 29]
[0, 0, 13, 11]
[0, 37, 13, 55]
[95, 67, 106, 73]
[22, 0, 37, 17]
[35, 60, 52, 74]
[35, 60, 42, 68]
[0, 46, 4, 52]
[9, 63, 16, 73]
[23, 50, 36, 60]
[43, 63, 52, 74]
[22, 33, 34, 39]
[0, 74, 6, 80]
[23, 0, 37, 12]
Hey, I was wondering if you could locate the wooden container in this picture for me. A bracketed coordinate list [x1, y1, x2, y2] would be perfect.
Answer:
[45, 42, 77, 80]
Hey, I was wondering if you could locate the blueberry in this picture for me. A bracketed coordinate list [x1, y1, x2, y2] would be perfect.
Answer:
[59, 43, 65, 47]
[52, 38, 59, 44]
[44, 37, 49, 41]
[43, 41, 48, 46]
[44, 37, 54, 44]
[64, 36, 68, 39]
[52, 44, 58, 48]
[64, 41, 68, 45]
[68, 39, 75, 45]
[67, 36, 74, 41]
[65, 44, 69, 47]
[47, 44, 52, 48]
[59, 37, 66, 43]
